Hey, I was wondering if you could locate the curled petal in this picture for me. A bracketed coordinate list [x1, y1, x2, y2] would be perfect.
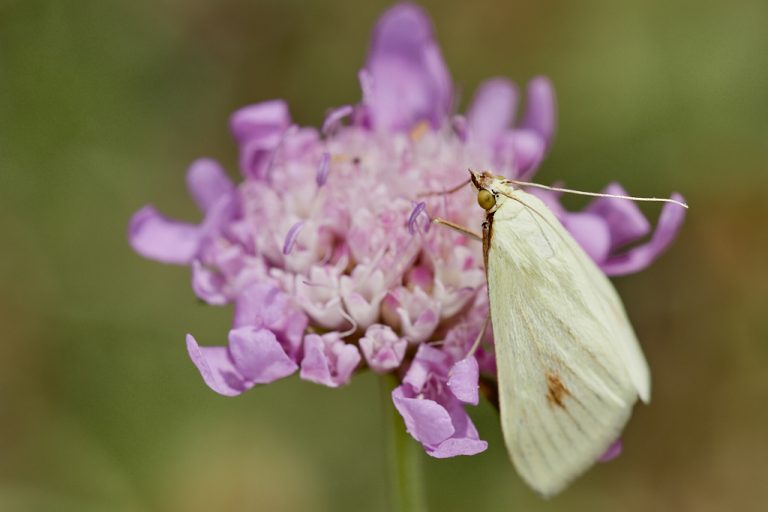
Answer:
[191, 260, 228, 305]
[128, 206, 200, 264]
[467, 78, 518, 148]
[228, 327, 298, 384]
[392, 386, 455, 446]
[522, 76, 556, 147]
[392, 382, 487, 458]
[186, 334, 247, 396]
[300, 333, 361, 387]
[321, 105, 354, 134]
[230, 100, 291, 179]
[185, 158, 235, 213]
[447, 357, 479, 405]
[586, 183, 651, 249]
[315, 152, 331, 187]
[364, 3, 452, 131]
[600, 194, 687, 276]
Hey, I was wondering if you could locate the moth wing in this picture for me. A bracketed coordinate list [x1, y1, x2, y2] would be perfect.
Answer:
[488, 189, 649, 497]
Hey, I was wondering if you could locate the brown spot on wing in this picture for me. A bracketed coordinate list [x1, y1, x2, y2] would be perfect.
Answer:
[546, 372, 569, 409]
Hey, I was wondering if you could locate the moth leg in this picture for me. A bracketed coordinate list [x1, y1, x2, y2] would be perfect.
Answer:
[431, 217, 482, 241]
[468, 313, 490, 357]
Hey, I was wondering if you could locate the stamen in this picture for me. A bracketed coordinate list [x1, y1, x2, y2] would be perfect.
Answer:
[408, 201, 428, 235]
[282, 221, 305, 255]
[316, 152, 331, 186]
[321, 105, 353, 135]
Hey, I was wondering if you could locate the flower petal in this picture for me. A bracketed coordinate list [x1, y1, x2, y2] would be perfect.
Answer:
[586, 183, 651, 249]
[185, 158, 235, 213]
[359, 324, 407, 373]
[562, 212, 612, 265]
[233, 283, 290, 330]
[191, 260, 228, 305]
[392, 386, 455, 446]
[447, 357, 479, 405]
[186, 334, 248, 396]
[228, 326, 298, 384]
[599, 439, 623, 462]
[521, 76, 556, 147]
[364, 3, 452, 131]
[506, 128, 546, 179]
[600, 194, 687, 276]
[300, 333, 361, 388]
[128, 206, 201, 264]
[467, 78, 518, 148]
[230, 100, 292, 179]
[427, 437, 488, 458]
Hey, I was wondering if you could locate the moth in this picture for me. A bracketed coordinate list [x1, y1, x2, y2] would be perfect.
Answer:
[432, 170, 686, 496]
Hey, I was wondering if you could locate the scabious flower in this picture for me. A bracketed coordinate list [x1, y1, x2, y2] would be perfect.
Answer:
[128, 2, 685, 459]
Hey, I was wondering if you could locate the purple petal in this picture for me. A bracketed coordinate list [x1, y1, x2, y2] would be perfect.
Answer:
[230, 100, 291, 180]
[128, 206, 201, 264]
[392, 386, 455, 446]
[403, 344, 451, 390]
[228, 327, 298, 384]
[467, 78, 518, 148]
[451, 115, 468, 141]
[600, 194, 687, 276]
[599, 439, 623, 462]
[447, 357, 479, 405]
[428, 437, 488, 458]
[300, 334, 361, 388]
[407, 201, 427, 235]
[186, 334, 248, 396]
[521, 76, 556, 147]
[191, 260, 228, 305]
[283, 221, 305, 255]
[185, 159, 235, 213]
[562, 212, 612, 265]
[316, 152, 331, 187]
[321, 105, 354, 134]
[359, 324, 407, 373]
[586, 183, 652, 249]
[364, 3, 452, 131]
[233, 283, 285, 329]
[507, 128, 546, 179]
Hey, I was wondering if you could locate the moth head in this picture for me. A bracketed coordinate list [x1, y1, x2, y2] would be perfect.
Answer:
[469, 169, 508, 213]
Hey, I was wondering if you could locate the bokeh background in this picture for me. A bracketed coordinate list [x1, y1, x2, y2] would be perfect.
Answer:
[2, 0, 767, 510]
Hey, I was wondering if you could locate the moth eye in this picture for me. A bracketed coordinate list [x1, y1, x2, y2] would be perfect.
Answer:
[477, 189, 496, 210]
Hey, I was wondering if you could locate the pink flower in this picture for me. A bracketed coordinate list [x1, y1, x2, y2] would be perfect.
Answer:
[128, 2, 683, 462]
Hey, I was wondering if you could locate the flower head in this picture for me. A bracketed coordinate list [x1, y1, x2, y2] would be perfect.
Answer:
[128, 2, 684, 462]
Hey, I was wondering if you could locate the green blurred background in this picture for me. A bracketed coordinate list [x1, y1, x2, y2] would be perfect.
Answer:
[1, 0, 767, 510]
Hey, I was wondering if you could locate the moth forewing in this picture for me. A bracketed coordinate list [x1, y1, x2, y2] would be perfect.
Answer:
[481, 179, 649, 497]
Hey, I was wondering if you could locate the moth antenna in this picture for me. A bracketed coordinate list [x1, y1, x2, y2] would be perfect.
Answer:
[417, 178, 471, 198]
[506, 179, 689, 209]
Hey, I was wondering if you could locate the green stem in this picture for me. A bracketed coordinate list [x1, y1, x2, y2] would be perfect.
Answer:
[381, 374, 428, 512]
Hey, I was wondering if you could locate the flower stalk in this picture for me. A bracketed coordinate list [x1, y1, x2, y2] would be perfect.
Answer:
[382, 373, 428, 512]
